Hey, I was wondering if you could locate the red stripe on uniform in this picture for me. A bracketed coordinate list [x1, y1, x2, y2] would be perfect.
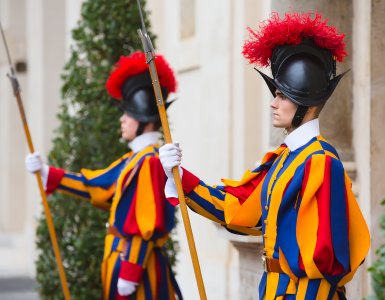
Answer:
[313, 156, 343, 275]
[149, 157, 167, 232]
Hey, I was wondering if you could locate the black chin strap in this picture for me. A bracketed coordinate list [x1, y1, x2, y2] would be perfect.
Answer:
[136, 122, 147, 137]
[291, 105, 308, 128]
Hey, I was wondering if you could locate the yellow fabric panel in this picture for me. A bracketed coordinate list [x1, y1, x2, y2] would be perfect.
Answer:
[136, 158, 156, 240]
[225, 224, 262, 236]
[101, 259, 107, 299]
[338, 174, 370, 286]
[324, 150, 338, 159]
[102, 251, 120, 300]
[332, 292, 339, 300]
[109, 146, 157, 225]
[286, 278, 297, 294]
[296, 277, 310, 299]
[265, 272, 280, 300]
[103, 234, 115, 260]
[128, 235, 142, 263]
[194, 184, 226, 211]
[265, 143, 315, 256]
[296, 155, 324, 279]
[155, 234, 169, 248]
[185, 198, 225, 224]
[222, 169, 259, 187]
[59, 190, 90, 202]
[61, 176, 88, 195]
[226, 178, 263, 227]
[88, 185, 115, 204]
[142, 242, 154, 269]
[316, 279, 331, 299]
[279, 248, 298, 283]
[109, 167, 128, 225]
[80, 152, 131, 180]
[147, 252, 157, 297]
[296, 277, 309, 300]
[166, 266, 176, 300]
[224, 192, 242, 224]
[265, 150, 290, 256]
[136, 281, 145, 299]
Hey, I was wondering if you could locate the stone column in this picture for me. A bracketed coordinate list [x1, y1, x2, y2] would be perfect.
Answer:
[218, 227, 264, 300]
[370, 0, 385, 284]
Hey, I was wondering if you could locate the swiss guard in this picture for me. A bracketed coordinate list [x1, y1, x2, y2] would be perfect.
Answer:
[159, 12, 370, 299]
[26, 51, 183, 300]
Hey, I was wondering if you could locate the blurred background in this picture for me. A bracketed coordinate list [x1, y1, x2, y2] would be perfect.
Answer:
[0, 0, 384, 299]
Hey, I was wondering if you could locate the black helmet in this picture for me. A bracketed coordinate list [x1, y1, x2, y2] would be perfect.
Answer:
[120, 71, 170, 122]
[256, 39, 346, 107]
[242, 12, 347, 127]
[106, 51, 177, 123]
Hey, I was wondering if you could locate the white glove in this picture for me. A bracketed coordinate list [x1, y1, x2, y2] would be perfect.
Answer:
[117, 278, 138, 296]
[159, 142, 183, 179]
[25, 152, 49, 189]
[159, 143, 183, 199]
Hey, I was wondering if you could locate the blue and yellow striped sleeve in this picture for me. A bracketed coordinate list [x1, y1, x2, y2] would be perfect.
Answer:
[180, 168, 264, 236]
[47, 154, 129, 210]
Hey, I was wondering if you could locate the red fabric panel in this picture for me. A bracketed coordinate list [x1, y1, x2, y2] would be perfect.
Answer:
[119, 261, 144, 282]
[149, 157, 167, 232]
[46, 167, 65, 195]
[166, 197, 180, 207]
[181, 168, 201, 194]
[313, 156, 343, 275]
[224, 169, 268, 204]
[124, 190, 140, 236]
[298, 158, 313, 271]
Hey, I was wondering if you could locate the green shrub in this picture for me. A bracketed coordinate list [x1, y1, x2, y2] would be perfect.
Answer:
[34, 1, 177, 299]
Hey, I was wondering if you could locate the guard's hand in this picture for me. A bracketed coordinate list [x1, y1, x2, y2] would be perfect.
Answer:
[25, 152, 49, 188]
[159, 142, 182, 179]
[117, 278, 138, 296]
[25, 152, 44, 173]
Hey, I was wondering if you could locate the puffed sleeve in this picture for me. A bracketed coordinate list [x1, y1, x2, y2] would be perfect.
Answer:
[45, 153, 130, 210]
[166, 146, 286, 236]
[288, 154, 370, 284]
[169, 166, 268, 236]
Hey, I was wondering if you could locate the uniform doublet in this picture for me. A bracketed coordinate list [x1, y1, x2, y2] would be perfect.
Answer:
[46, 142, 181, 300]
[173, 120, 369, 299]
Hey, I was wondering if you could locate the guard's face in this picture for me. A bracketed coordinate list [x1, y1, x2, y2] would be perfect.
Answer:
[120, 113, 139, 141]
[270, 90, 298, 131]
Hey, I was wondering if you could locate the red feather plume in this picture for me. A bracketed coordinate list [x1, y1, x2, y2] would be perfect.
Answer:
[106, 51, 177, 100]
[242, 12, 347, 67]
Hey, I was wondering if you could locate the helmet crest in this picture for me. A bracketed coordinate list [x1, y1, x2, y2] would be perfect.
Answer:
[242, 12, 347, 67]
[106, 51, 177, 100]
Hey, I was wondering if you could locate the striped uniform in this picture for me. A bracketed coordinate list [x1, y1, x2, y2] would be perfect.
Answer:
[177, 136, 369, 299]
[47, 144, 182, 300]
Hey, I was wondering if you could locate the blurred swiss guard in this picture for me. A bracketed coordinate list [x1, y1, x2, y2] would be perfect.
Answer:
[159, 12, 370, 299]
[26, 51, 183, 300]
